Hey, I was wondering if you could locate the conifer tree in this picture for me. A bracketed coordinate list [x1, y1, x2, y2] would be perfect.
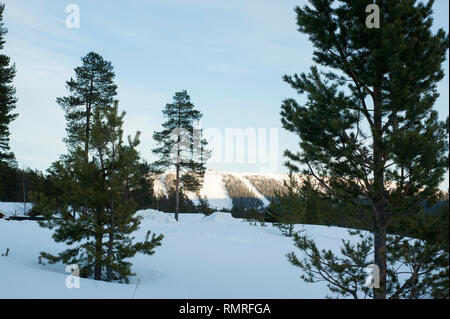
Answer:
[32, 94, 163, 281]
[281, 0, 448, 298]
[197, 195, 213, 216]
[91, 101, 163, 282]
[267, 172, 306, 237]
[151, 90, 210, 221]
[287, 202, 449, 299]
[56, 52, 117, 159]
[0, 3, 17, 165]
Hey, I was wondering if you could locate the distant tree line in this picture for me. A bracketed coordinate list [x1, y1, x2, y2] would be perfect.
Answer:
[245, 175, 287, 201]
[0, 164, 60, 202]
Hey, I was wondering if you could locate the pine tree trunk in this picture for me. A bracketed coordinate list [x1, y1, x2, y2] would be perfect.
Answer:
[106, 203, 114, 282]
[106, 172, 115, 282]
[106, 102, 117, 282]
[85, 75, 94, 162]
[175, 132, 181, 222]
[374, 213, 387, 299]
[81, 100, 92, 220]
[94, 236, 103, 280]
[175, 162, 180, 222]
[373, 158, 387, 299]
[372, 81, 387, 299]
[22, 169, 26, 214]
[85, 105, 90, 161]
[94, 208, 103, 280]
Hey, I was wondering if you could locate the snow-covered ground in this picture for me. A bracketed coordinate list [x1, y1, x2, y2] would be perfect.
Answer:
[0, 202, 33, 219]
[0, 210, 358, 298]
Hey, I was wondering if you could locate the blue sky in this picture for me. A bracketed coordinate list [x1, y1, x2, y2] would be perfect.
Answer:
[2, 0, 449, 187]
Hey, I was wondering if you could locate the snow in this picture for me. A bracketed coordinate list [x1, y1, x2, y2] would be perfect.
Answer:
[152, 170, 234, 210]
[237, 175, 271, 207]
[153, 175, 168, 198]
[0, 209, 362, 298]
[200, 212, 237, 224]
[197, 170, 233, 210]
[136, 209, 176, 224]
[0, 202, 33, 218]
[184, 190, 200, 206]
[233, 171, 289, 183]
[153, 170, 291, 210]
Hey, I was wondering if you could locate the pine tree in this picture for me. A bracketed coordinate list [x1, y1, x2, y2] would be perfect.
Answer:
[267, 172, 306, 237]
[287, 202, 449, 299]
[0, 3, 17, 165]
[127, 162, 155, 210]
[56, 52, 117, 160]
[197, 195, 213, 216]
[31, 71, 163, 282]
[281, 0, 448, 298]
[151, 90, 210, 221]
[91, 101, 163, 282]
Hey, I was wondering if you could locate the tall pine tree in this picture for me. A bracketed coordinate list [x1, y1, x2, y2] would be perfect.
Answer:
[56, 51, 117, 160]
[152, 90, 210, 221]
[281, 0, 448, 298]
[0, 3, 17, 165]
[32, 100, 163, 282]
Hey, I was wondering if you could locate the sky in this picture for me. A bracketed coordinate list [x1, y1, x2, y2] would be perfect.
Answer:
[2, 0, 449, 188]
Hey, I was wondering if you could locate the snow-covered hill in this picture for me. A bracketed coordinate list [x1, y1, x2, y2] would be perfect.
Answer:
[154, 170, 290, 210]
[0, 210, 359, 298]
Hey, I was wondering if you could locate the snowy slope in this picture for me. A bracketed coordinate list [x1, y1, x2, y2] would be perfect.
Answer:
[232, 173, 271, 207]
[153, 175, 168, 198]
[0, 210, 361, 298]
[197, 170, 233, 210]
[154, 170, 289, 210]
